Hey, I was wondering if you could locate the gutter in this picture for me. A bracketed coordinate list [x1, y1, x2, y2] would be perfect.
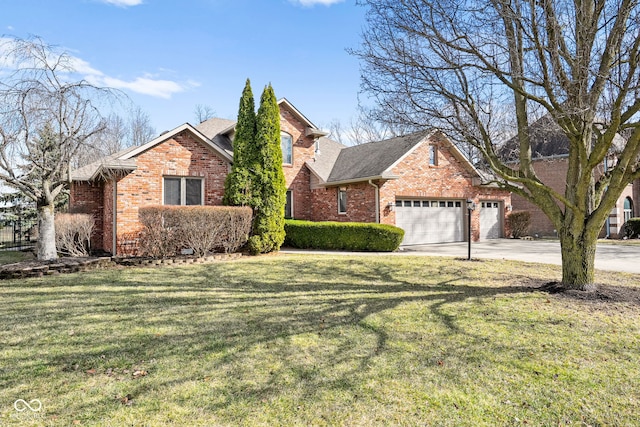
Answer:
[323, 174, 399, 187]
[368, 180, 380, 223]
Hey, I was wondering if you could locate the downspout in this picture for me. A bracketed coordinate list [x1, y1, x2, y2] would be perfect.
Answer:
[368, 180, 380, 223]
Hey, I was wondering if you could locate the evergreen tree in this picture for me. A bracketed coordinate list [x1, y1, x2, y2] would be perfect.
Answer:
[247, 84, 287, 254]
[223, 79, 260, 207]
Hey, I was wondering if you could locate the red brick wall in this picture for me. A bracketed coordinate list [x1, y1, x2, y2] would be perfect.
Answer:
[70, 181, 105, 250]
[510, 157, 634, 237]
[306, 132, 510, 240]
[510, 157, 567, 237]
[112, 131, 229, 252]
[380, 132, 511, 241]
[310, 183, 377, 223]
[280, 105, 315, 220]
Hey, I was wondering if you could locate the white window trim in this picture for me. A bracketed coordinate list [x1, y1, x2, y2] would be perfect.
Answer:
[281, 132, 293, 165]
[163, 176, 204, 206]
[338, 188, 347, 215]
[429, 145, 438, 166]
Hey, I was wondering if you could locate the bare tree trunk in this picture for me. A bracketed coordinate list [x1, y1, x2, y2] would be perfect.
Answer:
[558, 228, 598, 290]
[37, 203, 57, 261]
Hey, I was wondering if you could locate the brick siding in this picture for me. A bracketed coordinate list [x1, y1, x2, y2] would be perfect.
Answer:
[510, 157, 635, 238]
[72, 108, 514, 252]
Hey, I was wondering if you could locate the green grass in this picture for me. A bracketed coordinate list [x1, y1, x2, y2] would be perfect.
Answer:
[0, 250, 34, 265]
[1, 255, 639, 426]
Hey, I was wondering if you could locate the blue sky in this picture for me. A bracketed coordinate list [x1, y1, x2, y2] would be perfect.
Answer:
[3, 0, 366, 133]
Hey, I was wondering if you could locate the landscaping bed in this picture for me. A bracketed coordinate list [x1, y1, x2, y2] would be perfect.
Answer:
[0, 253, 242, 279]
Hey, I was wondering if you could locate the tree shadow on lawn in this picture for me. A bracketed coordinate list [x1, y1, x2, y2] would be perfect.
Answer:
[0, 258, 555, 418]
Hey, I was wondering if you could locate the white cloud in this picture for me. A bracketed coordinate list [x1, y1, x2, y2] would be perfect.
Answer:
[7, 26, 14, 31]
[100, 0, 143, 7]
[0, 38, 189, 99]
[101, 76, 186, 99]
[291, 0, 344, 6]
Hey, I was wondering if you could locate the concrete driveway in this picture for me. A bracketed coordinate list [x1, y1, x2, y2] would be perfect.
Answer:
[399, 239, 640, 274]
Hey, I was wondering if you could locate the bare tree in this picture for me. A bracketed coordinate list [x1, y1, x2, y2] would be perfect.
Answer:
[354, 0, 640, 290]
[75, 113, 128, 167]
[0, 36, 113, 260]
[327, 108, 411, 145]
[194, 104, 215, 124]
[128, 106, 155, 147]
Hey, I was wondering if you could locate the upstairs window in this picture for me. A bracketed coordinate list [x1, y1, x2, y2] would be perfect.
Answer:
[429, 145, 438, 166]
[281, 132, 293, 165]
[164, 177, 203, 206]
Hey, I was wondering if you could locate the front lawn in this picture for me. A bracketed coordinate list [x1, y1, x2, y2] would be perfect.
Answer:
[1, 255, 639, 426]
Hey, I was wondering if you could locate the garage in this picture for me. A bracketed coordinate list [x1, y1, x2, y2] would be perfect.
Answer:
[395, 199, 465, 245]
[479, 201, 502, 239]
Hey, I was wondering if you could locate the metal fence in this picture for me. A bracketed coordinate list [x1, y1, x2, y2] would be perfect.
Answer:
[0, 217, 37, 251]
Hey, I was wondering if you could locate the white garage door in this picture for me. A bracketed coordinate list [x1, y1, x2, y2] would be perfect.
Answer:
[395, 199, 465, 245]
[479, 201, 502, 240]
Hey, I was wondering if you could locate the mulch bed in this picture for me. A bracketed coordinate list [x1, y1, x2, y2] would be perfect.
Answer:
[539, 281, 640, 306]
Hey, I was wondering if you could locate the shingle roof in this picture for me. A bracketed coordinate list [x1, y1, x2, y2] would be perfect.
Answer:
[499, 114, 627, 161]
[306, 137, 346, 182]
[71, 145, 138, 181]
[326, 130, 431, 183]
[195, 118, 235, 156]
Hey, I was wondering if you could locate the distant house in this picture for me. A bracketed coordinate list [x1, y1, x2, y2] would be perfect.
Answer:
[501, 115, 638, 237]
[70, 98, 511, 255]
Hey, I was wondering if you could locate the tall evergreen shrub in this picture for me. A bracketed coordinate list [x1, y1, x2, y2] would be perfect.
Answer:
[247, 84, 287, 254]
[223, 79, 260, 207]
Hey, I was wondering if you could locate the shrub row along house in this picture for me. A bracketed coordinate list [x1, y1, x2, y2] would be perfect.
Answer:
[70, 99, 511, 255]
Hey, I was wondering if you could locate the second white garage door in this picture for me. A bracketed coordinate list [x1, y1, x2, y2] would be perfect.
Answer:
[479, 201, 502, 240]
[395, 199, 465, 245]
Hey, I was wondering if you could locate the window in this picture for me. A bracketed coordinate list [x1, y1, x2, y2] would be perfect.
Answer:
[338, 189, 347, 214]
[285, 190, 293, 219]
[163, 177, 203, 205]
[281, 132, 293, 165]
[429, 145, 438, 166]
[624, 197, 634, 223]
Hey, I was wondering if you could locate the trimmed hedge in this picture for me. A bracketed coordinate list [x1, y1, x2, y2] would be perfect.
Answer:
[138, 206, 252, 258]
[284, 219, 404, 252]
[621, 217, 640, 239]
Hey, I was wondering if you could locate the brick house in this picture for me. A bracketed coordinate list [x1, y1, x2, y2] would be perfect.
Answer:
[502, 115, 638, 237]
[70, 98, 511, 255]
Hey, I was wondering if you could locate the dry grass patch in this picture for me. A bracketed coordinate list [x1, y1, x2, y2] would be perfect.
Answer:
[0, 254, 638, 426]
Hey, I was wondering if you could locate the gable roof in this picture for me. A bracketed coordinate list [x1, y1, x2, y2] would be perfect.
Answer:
[71, 100, 486, 188]
[499, 114, 628, 162]
[71, 146, 139, 181]
[305, 137, 347, 182]
[325, 131, 431, 184]
[71, 123, 233, 182]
